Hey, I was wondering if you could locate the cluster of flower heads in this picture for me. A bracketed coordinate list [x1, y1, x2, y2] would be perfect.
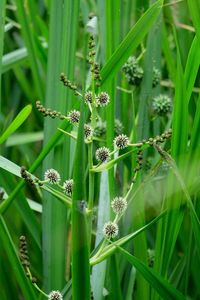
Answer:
[44, 169, 73, 195]
[84, 91, 110, 107]
[152, 94, 172, 116]
[103, 196, 127, 239]
[122, 56, 161, 88]
[95, 133, 130, 165]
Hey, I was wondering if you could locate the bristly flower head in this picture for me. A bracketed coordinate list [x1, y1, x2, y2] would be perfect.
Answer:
[103, 221, 119, 239]
[96, 92, 110, 107]
[63, 179, 73, 195]
[114, 134, 129, 149]
[152, 67, 161, 88]
[68, 110, 80, 123]
[96, 147, 110, 163]
[84, 124, 93, 139]
[152, 94, 172, 116]
[122, 56, 143, 86]
[111, 197, 127, 214]
[84, 91, 93, 104]
[48, 290, 63, 300]
[44, 169, 61, 184]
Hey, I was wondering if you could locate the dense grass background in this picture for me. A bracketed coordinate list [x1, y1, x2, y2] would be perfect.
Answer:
[1, 0, 200, 299]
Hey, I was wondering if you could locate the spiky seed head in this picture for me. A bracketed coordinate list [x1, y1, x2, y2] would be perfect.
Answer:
[63, 179, 73, 195]
[111, 197, 127, 214]
[94, 120, 106, 137]
[96, 92, 110, 106]
[84, 91, 93, 104]
[103, 221, 119, 239]
[68, 110, 80, 123]
[84, 124, 93, 139]
[152, 67, 161, 88]
[152, 95, 172, 116]
[48, 290, 63, 300]
[122, 56, 144, 86]
[114, 134, 129, 149]
[96, 147, 110, 163]
[114, 119, 123, 135]
[44, 169, 61, 184]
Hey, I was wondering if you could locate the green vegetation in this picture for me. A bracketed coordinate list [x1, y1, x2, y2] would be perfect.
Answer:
[1, 1, 200, 299]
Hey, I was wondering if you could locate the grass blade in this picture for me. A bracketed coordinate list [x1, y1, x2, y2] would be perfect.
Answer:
[118, 247, 185, 300]
[0, 105, 32, 144]
[72, 103, 90, 299]
[100, 0, 163, 86]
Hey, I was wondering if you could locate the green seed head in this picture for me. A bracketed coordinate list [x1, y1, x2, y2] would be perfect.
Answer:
[152, 67, 161, 88]
[114, 119, 124, 135]
[152, 94, 172, 116]
[103, 221, 119, 239]
[122, 56, 144, 86]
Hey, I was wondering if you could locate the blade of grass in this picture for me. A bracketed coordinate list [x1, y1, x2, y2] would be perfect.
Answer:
[15, 0, 44, 99]
[100, 0, 163, 86]
[0, 105, 32, 144]
[118, 247, 185, 300]
[0, 0, 6, 107]
[72, 102, 90, 299]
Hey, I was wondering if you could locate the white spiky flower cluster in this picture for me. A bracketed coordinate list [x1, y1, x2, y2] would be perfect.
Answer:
[111, 197, 127, 214]
[84, 91, 93, 104]
[44, 169, 61, 184]
[84, 124, 93, 139]
[68, 110, 80, 123]
[48, 290, 63, 300]
[103, 221, 119, 239]
[96, 92, 110, 107]
[63, 179, 73, 195]
[114, 134, 129, 149]
[96, 147, 110, 163]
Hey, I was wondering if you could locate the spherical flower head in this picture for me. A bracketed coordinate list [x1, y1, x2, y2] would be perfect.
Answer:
[44, 169, 61, 184]
[94, 120, 106, 137]
[63, 179, 73, 195]
[96, 147, 110, 163]
[84, 124, 93, 139]
[103, 221, 119, 239]
[152, 67, 161, 88]
[114, 134, 129, 149]
[48, 290, 63, 300]
[68, 110, 80, 123]
[96, 92, 110, 107]
[122, 56, 144, 86]
[114, 119, 123, 135]
[111, 197, 127, 214]
[152, 94, 172, 116]
[84, 91, 93, 104]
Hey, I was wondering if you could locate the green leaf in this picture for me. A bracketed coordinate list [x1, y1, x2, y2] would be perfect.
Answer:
[100, 0, 163, 85]
[118, 247, 185, 300]
[188, 1, 200, 45]
[72, 103, 90, 300]
[90, 211, 166, 266]
[0, 105, 32, 144]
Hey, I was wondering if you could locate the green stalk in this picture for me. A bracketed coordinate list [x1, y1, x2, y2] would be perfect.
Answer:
[0, 0, 5, 108]
[72, 102, 90, 299]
